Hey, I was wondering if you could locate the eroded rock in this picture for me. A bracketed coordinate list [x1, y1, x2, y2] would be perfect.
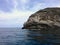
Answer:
[22, 8, 60, 30]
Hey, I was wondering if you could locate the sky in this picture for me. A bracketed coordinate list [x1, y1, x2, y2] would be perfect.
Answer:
[0, 0, 60, 27]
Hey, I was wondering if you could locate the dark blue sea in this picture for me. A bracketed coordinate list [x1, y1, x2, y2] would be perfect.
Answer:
[0, 28, 60, 45]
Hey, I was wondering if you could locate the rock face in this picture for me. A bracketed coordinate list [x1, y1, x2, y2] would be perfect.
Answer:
[22, 8, 60, 31]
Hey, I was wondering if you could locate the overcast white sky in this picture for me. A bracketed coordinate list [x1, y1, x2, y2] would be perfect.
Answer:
[0, 0, 60, 27]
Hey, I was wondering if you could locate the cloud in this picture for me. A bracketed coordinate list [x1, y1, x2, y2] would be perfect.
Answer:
[0, 9, 33, 27]
[41, 0, 60, 7]
[16, 0, 45, 13]
[0, 0, 60, 12]
[20, 0, 30, 4]
[0, 0, 16, 12]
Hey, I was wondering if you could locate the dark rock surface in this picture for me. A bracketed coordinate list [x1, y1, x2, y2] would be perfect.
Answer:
[22, 7, 60, 30]
[22, 8, 60, 34]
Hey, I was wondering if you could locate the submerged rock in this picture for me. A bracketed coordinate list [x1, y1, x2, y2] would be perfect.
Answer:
[22, 7, 60, 30]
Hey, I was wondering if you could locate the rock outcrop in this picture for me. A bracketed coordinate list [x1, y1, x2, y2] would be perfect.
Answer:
[22, 8, 60, 43]
[22, 7, 60, 31]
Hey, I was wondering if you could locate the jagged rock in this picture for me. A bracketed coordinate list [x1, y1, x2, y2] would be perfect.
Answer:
[22, 7, 60, 30]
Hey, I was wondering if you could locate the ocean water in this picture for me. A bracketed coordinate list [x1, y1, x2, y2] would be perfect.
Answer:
[0, 28, 60, 45]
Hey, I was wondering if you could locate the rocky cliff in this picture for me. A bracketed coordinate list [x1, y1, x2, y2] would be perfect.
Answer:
[22, 8, 60, 31]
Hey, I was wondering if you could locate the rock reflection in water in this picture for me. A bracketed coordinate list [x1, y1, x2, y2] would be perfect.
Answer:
[26, 29, 60, 45]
